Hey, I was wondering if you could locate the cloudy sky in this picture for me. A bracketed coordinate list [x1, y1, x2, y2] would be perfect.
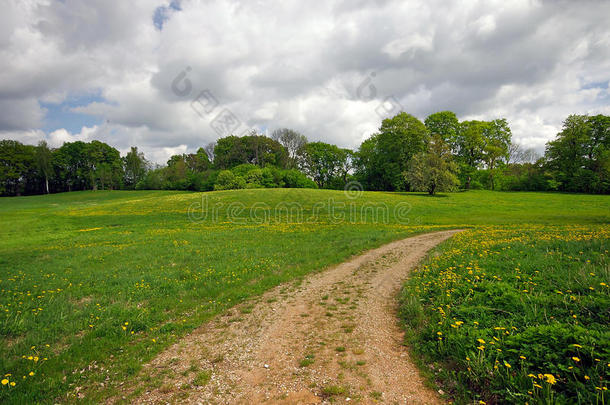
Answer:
[1, 0, 609, 163]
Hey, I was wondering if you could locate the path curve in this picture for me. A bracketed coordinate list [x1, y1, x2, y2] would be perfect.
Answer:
[118, 230, 461, 404]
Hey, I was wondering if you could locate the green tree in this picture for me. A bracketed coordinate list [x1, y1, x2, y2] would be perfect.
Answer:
[35, 140, 53, 194]
[545, 114, 610, 193]
[455, 120, 486, 189]
[405, 135, 459, 195]
[87, 140, 123, 190]
[356, 112, 429, 191]
[0, 140, 37, 196]
[123, 147, 149, 189]
[53, 141, 90, 191]
[425, 111, 459, 153]
[214, 133, 288, 169]
[354, 135, 383, 190]
[482, 119, 512, 190]
[298, 142, 348, 188]
[186, 147, 211, 172]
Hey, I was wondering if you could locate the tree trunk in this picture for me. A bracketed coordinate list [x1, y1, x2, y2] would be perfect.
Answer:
[45, 176, 49, 194]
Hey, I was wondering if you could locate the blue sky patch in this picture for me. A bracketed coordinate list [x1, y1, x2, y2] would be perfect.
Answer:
[153, 0, 182, 30]
[41, 93, 106, 133]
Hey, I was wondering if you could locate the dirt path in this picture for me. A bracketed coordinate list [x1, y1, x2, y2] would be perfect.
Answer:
[118, 230, 461, 404]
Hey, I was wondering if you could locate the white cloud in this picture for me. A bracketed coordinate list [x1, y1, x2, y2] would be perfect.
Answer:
[0, 0, 609, 162]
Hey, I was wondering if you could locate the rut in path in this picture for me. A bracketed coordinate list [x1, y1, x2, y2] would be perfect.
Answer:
[117, 230, 461, 404]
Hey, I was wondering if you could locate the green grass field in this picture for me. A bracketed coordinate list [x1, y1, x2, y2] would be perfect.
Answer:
[400, 225, 609, 404]
[0, 189, 609, 403]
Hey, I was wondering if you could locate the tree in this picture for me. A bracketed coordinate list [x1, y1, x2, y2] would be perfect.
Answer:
[482, 119, 512, 190]
[213, 133, 288, 169]
[0, 140, 37, 196]
[545, 114, 610, 193]
[425, 111, 459, 153]
[545, 115, 590, 192]
[185, 148, 211, 172]
[87, 140, 123, 190]
[123, 147, 149, 189]
[405, 135, 459, 195]
[35, 140, 53, 194]
[354, 134, 384, 190]
[271, 128, 308, 168]
[298, 142, 348, 188]
[357, 112, 429, 191]
[455, 120, 486, 189]
[53, 141, 90, 191]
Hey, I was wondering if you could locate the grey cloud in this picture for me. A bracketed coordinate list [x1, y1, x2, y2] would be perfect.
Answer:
[0, 0, 608, 163]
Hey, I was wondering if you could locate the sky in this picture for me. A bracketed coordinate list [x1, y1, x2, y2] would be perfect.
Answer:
[1, 0, 609, 164]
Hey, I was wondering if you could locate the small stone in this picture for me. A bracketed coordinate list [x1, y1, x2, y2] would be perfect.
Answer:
[264, 364, 269, 369]
[346, 398, 351, 401]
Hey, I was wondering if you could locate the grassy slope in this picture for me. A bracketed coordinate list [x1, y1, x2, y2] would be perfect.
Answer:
[0, 189, 608, 402]
[401, 226, 609, 403]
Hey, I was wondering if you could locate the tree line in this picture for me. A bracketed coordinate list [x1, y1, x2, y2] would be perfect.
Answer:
[1, 111, 608, 196]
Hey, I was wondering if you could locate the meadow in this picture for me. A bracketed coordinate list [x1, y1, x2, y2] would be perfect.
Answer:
[400, 225, 609, 404]
[0, 189, 609, 403]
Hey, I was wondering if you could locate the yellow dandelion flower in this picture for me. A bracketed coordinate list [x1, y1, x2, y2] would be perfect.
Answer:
[477, 338, 486, 344]
[544, 374, 556, 385]
[1, 379, 8, 385]
[28, 372, 34, 376]
[572, 357, 580, 362]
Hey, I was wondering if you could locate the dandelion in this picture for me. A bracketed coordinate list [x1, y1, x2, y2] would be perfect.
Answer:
[520, 355, 526, 360]
[504, 362, 511, 368]
[544, 374, 556, 384]
[584, 375, 590, 380]
[28, 371, 34, 376]
[477, 338, 486, 344]
[572, 357, 580, 362]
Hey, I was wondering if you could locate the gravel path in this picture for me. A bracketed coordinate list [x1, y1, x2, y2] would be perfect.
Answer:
[118, 230, 461, 404]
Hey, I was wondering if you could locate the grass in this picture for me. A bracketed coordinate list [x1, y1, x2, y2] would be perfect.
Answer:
[192, 370, 212, 386]
[299, 353, 315, 367]
[0, 188, 608, 403]
[400, 225, 609, 403]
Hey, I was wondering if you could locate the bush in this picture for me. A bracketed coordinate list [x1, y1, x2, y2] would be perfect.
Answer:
[214, 170, 246, 190]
